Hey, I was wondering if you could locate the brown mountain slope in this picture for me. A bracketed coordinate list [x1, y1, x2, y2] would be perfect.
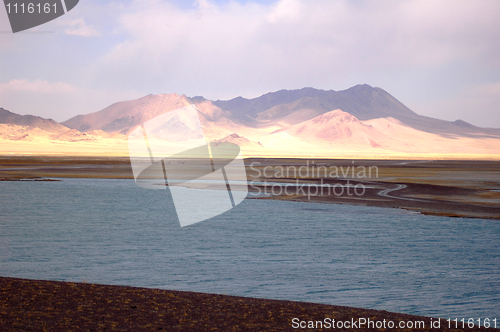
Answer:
[62, 94, 192, 135]
[61, 85, 500, 139]
[213, 85, 500, 137]
[61, 94, 245, 142]
[0, 108, 69, 133]
[255, 96, 325, 126]
[285, 109, 383, 147]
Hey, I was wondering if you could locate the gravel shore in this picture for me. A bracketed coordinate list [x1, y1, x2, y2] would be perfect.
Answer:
[1, 277, 497, 331]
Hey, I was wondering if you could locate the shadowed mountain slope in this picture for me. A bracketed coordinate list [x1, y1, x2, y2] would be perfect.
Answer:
[61, 85, 500, 138]
[213, 85, 500, 137]
[53, 83, 500, 154]
[0, 108, 69, 133]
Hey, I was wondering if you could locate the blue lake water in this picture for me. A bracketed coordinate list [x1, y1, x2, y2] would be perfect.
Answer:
[0, 178, 499, 318]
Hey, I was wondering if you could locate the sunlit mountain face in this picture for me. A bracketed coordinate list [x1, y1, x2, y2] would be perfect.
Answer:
[1, 85, 500, 157]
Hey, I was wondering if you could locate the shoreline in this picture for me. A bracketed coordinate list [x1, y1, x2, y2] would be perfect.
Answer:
[246, 158, 500, 220]
[247, 179, 500, 220]
[1, 276, 495, 331]
[1, 156, 499, 220]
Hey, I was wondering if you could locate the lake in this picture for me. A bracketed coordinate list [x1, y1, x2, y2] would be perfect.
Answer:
[0, 178, 499, 318]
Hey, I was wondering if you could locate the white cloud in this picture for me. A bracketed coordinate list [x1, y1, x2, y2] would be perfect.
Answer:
[267, 0, 301, 23]
[195, 0, 219, 14]
[58, 17, 100, 37]
[0, 79, 77, 94]
[90, 0, 500, 100]
[1, 0, 499, 126]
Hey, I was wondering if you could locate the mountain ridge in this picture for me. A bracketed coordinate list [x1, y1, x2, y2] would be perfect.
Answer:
[2, 84, 499, 157]
[0, 108, 69, 133]
[211, 85, 499, 137]
[60, 84, 500, 138]
[61, 94, 191, 135]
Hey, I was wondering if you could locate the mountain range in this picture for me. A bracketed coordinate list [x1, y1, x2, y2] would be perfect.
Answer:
[1, 84, 499, 157]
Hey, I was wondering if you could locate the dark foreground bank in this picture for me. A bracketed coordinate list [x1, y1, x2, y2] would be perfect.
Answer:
[0, 277, 496, 331]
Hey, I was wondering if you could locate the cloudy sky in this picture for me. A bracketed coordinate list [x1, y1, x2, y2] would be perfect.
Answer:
[1, 0, 499, 127]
